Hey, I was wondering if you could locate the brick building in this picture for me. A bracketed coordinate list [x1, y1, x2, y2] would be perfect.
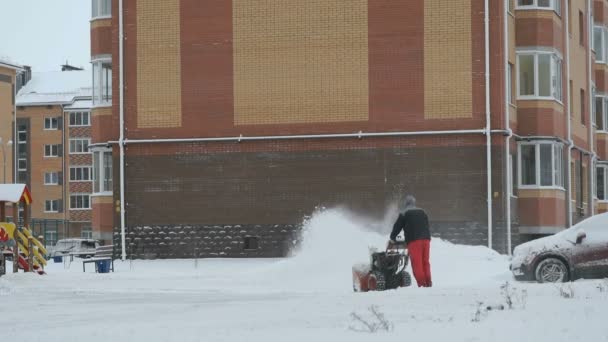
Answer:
[90, 0, 606, 259]
[15, 70, 93, 245]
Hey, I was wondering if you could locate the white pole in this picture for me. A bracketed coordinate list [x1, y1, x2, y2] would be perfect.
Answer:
[485, 0, 493, 250]
[588, 0, 595, 216]
[504, 0, 512, 255]
[119, 0, 127, 261]
[566, 0, 573, 227]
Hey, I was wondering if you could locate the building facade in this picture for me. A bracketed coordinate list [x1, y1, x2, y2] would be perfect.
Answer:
[90, 0, 605, 259]
[15, 71, 93, 245]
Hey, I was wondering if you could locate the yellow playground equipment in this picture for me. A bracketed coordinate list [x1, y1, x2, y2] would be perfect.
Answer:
[0, 184, 47, 276]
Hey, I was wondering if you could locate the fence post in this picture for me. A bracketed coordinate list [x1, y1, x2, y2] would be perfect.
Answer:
[27, 237, 34, 272]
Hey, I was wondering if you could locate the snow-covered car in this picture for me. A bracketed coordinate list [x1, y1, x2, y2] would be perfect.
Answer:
[47, 238, 99, 259]
[510, 213, 608, 283]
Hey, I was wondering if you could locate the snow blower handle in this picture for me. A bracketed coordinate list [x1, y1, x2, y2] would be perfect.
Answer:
[387, 240, 407, 250]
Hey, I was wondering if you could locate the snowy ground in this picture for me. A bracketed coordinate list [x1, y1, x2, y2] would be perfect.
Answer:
[1, 209, 608, 341]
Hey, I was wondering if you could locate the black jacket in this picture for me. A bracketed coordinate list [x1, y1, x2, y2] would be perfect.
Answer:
[390, 208, 431, 244]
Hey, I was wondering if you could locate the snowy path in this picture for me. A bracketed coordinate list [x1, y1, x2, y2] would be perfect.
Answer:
[1, 210, 608, 341]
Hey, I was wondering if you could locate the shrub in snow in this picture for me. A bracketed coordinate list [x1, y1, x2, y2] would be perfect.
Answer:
[500, 281, 527, 310]
[471, 301, 487, 323]
[349, 305, 393, 333]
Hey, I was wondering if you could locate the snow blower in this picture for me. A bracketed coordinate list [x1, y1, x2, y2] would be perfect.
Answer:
[352, 240, 412, 292]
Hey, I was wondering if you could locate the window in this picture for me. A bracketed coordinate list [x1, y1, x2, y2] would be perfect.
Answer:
[18, 128, 26, 144]
[45, 230, 57, 247]
[568, 0, 572, 34]
[69, 139, 90, 154]
[69, 111, 90, 127]
[508, 63, 515, 105]
[45, 200, 59, 213]
[511, 154, 518, 197]
[92, 60, 112, 106]
[517, 0, 561, 14]
[581, 89, 586, 125]
[596, 96, 608, 131]
[598, 166, 607, 200]
[92, 0, 111, 19]
[580, 11, 584, 46]
[594, 26, 608, 63]
[519, 142, 564, 188]
[44, 117, 58, 130]
[44, 144, 59, 157]
[508, 0, 514, 13]
[70, 166, 92, 182]
[44, 172, 59, 185]
[93, 148, 113, 194]
[81, 227, 93, 239]
[18, 158, 27, 171]
[517, 52, 562, 101]
[70, 194, 91, 210]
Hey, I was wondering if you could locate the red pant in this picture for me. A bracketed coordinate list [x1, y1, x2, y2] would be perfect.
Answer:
[408, 239, 432, 287]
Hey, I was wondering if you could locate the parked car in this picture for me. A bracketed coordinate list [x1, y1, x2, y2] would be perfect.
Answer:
[47, 238, 100, 259]
[510, 213, 608, 283]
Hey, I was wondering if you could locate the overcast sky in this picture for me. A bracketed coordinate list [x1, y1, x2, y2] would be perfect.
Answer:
[0, 0, 90, 72]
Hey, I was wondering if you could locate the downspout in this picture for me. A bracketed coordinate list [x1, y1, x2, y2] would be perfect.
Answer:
[504, 0, 513, 255]
[588, 0, 595, 216]
[566, 0, 573, 227]
[485, 0, 493, 250]
[119, 0, 127, 261]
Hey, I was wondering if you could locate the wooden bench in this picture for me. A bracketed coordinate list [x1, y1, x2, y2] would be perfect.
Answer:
[82, 245, 114, 273]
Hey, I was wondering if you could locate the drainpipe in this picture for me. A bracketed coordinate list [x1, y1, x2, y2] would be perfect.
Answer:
[504, 0, 513, 255]
[119, 0, 126, 261]
[485, 0, 493, 250]
[13, 75, 17, 185]
[588, 0, 595, 216]
[566, 0, 573, 227]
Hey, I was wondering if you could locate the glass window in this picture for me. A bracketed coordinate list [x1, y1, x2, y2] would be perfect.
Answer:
[519, 143, 564, 188]
[521, 145, 536, 185]
[70, 194, 91, 210]
[92, 149, 113, 194]
[69, 112, 90, 126]
[598, 166, 606, 200]
[45, 200, 58, 213]
[44, 172, 59, 185]
[517, 0, 560, 13]
[92, 0, 111, 19]
[69, 139, 90, 154]
[44, 117, 58, 130]
[70, 167, 92, 181]
[518, 52, 562, 100]
[92, 60, 112, 106]
[508, 63, 514, 105]
[18, 158, 27, 171]
[595, 26, 605, 62]
[44, 144, 59, 157]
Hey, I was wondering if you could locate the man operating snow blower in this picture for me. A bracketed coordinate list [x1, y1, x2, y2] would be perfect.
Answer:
[390, 195, 432, 287]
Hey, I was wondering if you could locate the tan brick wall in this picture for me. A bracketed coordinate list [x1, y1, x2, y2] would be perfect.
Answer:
[518, 188, 567, 199]
[136, 0, 182, 128]
[0, 67, 15, 184]
[424, 0, 472, 119]
[569, 0, 591, 149]
[232, 0, 369, 125]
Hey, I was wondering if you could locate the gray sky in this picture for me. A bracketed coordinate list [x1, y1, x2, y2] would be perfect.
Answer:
[0, 0, 90, 72]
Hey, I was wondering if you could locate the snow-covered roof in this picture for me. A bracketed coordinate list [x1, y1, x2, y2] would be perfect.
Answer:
[65, 98, 93, 111]
[0, 56, 23, 71]
[0, 184, 32, 204]
[16, 70, 91, 106]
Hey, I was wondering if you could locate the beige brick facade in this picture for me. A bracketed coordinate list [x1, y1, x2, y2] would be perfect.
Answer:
[233, 0, 369, 125]
[424, 0, 472, 119]
[136, 0, 182, 128]
[0, 66, 15, 184]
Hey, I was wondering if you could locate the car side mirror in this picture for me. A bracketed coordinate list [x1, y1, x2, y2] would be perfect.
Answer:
[576, 230, 587, 244]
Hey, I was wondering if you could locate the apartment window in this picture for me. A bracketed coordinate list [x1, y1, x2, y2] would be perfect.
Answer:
[70, 166, 92, 182]
[92, 60, 112, 106]
[598, 166, 607, 200]
[69, 139, 90, 154]
[44, 144, 59, 157]
[569, 80, 573, 117]
[81, 227, 93, 239]
[44, 117, 58, 130]
[18, 158, 27, 171]
[70, 194, 91, 210]
[45, 230, 57, 247]
[517, 52, 562, 101]
[594, 26, 608, 63]
[45, 200, 59, 213]
[581, 89, 586, 125]
[596, 96, 608, 131]
[69, 111, 90, 127]
[508, 63, 515, 105]
[510, 154, 518, 197]
[519, 142, 564, 188]
[516, 0, 561, 14]
[92, 0, 111, 19]
[44, 172, 59, 185]
[93, 148, 113, 194]
[579, 11, 584, 46]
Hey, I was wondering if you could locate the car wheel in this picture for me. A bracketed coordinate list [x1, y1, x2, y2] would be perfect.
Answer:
[535, 258, 569, 283]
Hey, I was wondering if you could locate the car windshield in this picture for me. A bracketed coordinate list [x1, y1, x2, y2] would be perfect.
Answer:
[81, 241, 96, 249]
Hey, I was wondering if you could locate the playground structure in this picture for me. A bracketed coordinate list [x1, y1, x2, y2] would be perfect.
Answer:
[0, 184, 47, 276]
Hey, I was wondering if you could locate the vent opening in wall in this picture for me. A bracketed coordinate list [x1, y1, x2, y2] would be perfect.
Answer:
[243, 236, 259, 250]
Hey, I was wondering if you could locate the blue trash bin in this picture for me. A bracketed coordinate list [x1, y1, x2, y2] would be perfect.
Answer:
[53, 256, 63, 263]
[96, 260, 111, 273]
